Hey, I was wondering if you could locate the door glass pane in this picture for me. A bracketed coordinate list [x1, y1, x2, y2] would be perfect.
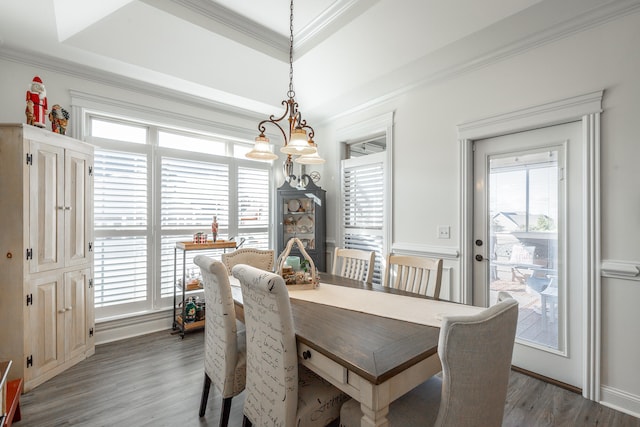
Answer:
[488, 149, 560, 350]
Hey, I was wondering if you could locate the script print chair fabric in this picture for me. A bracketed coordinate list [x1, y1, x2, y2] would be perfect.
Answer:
[221, 248, 275, 275]
[232, 264, 348, 427]
[383, 254, 444, 299]
[332, 247, 376, 284]
[194, 255, 247, 427]
[340, 297, 519, 427]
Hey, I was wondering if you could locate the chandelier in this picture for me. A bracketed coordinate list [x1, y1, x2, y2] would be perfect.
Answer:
[245, 0, 325, 165]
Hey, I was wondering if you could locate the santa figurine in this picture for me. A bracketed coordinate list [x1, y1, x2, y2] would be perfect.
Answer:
[25, 76, 47, 128]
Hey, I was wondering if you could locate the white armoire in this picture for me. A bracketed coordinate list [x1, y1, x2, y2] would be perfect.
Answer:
[0, 124, 95, 392]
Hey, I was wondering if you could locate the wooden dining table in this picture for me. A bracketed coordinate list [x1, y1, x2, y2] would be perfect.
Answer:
[230, 272, 478, 427]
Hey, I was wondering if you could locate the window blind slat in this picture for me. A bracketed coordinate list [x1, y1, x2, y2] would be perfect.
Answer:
[342, 160, 385, 285]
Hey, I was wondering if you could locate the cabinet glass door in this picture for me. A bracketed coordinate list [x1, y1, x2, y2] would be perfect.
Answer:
[283, 196, 316, 250]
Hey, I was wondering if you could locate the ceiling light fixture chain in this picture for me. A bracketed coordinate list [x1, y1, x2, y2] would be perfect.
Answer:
[245, 0, 324, 166]
[288, 0, 295, 100]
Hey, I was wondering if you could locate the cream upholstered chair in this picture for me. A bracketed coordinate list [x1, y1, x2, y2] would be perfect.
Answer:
[384, 254, 444, 299]
[232, 264, 347, 427]
[194, 255, 246, 427]
[332, 247, 376, 284]
[221, 248, 274, 275]
[340, 297, 518, 427]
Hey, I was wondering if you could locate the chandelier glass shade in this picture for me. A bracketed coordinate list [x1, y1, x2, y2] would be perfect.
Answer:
[245, 0, 324, 164]
[295, 143, 326, 164]
[245, 134, 278, 160]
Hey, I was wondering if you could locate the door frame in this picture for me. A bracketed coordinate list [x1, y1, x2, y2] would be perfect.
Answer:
[457, 90, 602, 400]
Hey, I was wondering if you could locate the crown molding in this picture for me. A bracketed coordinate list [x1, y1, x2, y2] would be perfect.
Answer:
[144, 0, 289, 61]
[143, 0, 374, 61]
[295, 0, 380, 57]
[317, 0, 640, 122]
[0, 44, 269, 120]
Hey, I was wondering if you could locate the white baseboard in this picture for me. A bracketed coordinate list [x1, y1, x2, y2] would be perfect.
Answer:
[600, 385, 640, 419]
[96, 309, 174, 345]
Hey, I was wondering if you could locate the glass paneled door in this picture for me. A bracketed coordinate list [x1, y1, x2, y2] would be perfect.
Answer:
[488, 149, 560, 349]
[473, 121, 583, 388]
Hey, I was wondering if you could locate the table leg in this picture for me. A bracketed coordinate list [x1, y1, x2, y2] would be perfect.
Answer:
[360, 402, 389, 427]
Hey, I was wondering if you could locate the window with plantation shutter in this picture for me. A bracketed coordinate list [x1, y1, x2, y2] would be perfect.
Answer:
[93, 149, 149, 309]
[341, 151, 387, 285]
[86, 114, 272, 320]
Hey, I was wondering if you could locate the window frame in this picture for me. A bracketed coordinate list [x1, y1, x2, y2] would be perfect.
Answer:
[76, 102, 273, 321]
[336, 112, 393, 285]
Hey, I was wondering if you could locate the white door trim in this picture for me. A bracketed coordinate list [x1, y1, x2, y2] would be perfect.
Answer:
[335, 112, 394, 258]
[457, 90, 602, 400]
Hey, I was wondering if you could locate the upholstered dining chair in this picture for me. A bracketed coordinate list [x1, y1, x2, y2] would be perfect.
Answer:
[383, 253, 444, 299]
[339, 297, 518, 427]
[232, 264, 348, 427]
[332, 247, 376, 284]
[194, 255, 246, 427]
[221, 248, 275, 275]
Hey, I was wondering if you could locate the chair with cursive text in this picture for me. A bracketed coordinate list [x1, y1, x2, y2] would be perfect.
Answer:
[194, 255, 246, 427]
[232, 264, 348, 427]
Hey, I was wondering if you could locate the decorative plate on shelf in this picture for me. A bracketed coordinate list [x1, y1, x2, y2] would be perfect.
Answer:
[296, 215, 314, 233]
[288, 199, 301, 213]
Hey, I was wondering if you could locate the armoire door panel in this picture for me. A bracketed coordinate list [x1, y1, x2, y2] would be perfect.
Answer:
[29, 275, 64, 380]
[29, 141, 64, 273]
[65, 150, 92, 267]
[65, 269, 88, 359]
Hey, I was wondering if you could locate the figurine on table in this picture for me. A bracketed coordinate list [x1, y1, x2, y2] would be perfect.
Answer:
[211, 215, 218, 242]
[49, 104, 69, 135]
[25, 76, 47, 128]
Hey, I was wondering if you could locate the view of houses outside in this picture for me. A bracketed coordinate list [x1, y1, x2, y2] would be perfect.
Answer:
[488, 150, 560, 350]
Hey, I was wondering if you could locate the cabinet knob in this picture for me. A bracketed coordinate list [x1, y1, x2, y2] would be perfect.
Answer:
[302, 350, 311, 360]
[66, 307, 72, 311]
[58, 309, 66, 314]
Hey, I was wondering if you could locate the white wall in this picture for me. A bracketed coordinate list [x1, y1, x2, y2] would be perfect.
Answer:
[1, 8, 639, 416]
[320, 10, 640, 417]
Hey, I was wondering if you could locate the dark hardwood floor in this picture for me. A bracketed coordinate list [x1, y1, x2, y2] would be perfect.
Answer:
[18, 330, 640, 426]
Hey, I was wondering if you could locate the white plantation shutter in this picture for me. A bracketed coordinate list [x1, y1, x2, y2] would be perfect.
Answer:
[159, 157, 230, 297]
[161, 157, 229, 229]
[341, 152, 386, 285]
[237, 167, 270, 249]
[93, 149, 149, 307]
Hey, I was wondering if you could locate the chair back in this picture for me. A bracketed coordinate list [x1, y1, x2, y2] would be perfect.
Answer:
[435, 298, 518, 427]
[383, 254, 443, 299]
[332, 248, 376, 284]
[193, 255, 244, 398]
[221, 248, 274, 275]
[232, 264, 298, 426]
